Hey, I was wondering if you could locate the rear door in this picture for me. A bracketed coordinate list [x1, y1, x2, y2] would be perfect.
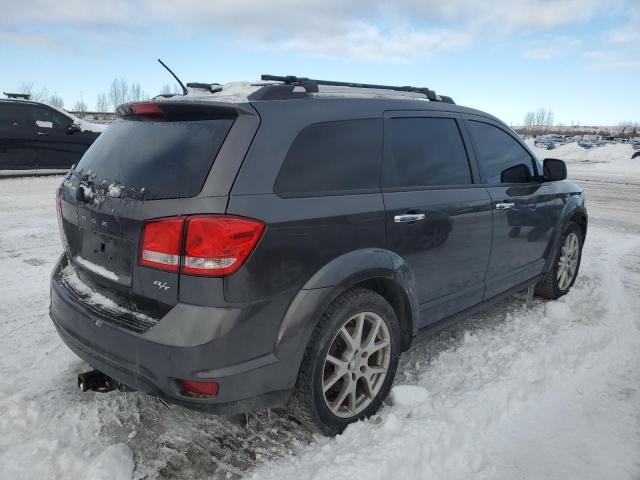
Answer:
[0, 102, 38, 169]
[463, 116, 562, 298]
[21, 104, 88, 169]
[382, 111, 493, 328]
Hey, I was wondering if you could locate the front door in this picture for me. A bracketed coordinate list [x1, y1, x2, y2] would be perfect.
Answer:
[383, 112, 493, 328]
[22, 104, 90, 169]
[464, 117, 562, 298]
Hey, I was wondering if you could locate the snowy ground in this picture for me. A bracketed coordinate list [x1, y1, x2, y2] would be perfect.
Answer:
[0, 145, 639, 479]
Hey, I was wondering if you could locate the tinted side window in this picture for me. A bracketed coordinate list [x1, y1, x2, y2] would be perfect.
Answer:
[384, 117, 471, 187]
[0, 104, 26, 127]
[274, 119, 382, 197]
[23, 105, 71, 129]
[467, 121, 534, 184]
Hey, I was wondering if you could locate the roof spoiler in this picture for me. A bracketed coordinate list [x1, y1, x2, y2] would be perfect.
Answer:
[248, 75, 455, 104]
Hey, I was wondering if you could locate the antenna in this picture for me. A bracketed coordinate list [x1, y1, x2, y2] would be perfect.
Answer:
[157, 58, 188, 95]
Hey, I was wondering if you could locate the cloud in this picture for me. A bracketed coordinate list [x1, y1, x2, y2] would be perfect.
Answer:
[0, 0, 629, 63]
[522, 36, 583, 60]
[585, 4, 640, 69]
[0, 29, 67, 52]
[584, 50, 640, 69]
[274, 23, 473, 63]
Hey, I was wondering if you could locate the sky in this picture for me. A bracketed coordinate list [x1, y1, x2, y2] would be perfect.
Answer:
[1, 0, 639, 126]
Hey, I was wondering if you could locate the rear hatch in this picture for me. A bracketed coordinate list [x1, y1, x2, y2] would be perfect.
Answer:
[57, 100, 254, 324]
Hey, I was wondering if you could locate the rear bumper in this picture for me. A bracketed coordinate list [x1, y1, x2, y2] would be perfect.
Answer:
[49, 255, 293, 413]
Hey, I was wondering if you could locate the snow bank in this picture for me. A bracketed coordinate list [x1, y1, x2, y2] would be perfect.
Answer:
[250, 230, 640, 480]
[390, 385, 430, 407]
[1, 175, 639, 479]
[87, 444, 134, 480]
[527, 140, 640, 174]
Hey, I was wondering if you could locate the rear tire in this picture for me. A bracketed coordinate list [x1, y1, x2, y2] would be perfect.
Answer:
[290, 287, 400, 435]
[535, 222, 584, 299]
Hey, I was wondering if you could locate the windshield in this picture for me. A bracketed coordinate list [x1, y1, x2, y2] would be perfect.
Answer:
[73, 117, 234, 200]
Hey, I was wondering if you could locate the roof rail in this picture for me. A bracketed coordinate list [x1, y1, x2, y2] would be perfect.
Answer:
[249, 75, 454, 104]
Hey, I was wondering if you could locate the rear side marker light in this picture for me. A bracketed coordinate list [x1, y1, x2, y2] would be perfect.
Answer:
[180, 380, 219, 397]
[139, 215, 264, 276]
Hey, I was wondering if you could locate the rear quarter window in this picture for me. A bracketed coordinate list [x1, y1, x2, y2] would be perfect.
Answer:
[274, 119, 382, 197]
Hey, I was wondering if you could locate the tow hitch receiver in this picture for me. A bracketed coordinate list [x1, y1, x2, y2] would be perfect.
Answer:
[78, 370, 117, 393]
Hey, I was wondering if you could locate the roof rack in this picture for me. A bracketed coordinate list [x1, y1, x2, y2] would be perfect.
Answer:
[4, 92, 31, 100]
[248, 75, 455, 104]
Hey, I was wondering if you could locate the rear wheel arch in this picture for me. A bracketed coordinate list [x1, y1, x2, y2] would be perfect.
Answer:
[274, 254, 419, 391]
[355, 277, 414, 351]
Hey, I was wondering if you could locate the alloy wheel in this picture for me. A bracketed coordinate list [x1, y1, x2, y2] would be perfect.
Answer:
[557, 232, 580, 290]
[322, 311, 391, 418]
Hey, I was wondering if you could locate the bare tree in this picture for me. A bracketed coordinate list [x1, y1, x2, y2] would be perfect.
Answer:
[524, 108, 554, 135]
[95, 93, 109, 112]
[128, 83, 146, 102]
[160, 83, 182, 96]
[48, 94, 64, 109]
[73, 99, 88, 112]
[523, 111, 535, 136]
[18, 81, 35, 98]
[109, 78, 129, 110]
[617, 122, 633, 137]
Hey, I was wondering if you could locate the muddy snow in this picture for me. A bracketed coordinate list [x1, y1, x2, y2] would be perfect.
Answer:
[0, 145, 638, 479]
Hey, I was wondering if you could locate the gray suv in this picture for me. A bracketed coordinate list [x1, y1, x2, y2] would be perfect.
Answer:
[50, 76, 587, 435]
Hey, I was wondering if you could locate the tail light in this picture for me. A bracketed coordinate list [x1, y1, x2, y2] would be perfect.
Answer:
[139, 217, 183, 272]
[139, 215, 264, 276]
[182, 216, 265, 276]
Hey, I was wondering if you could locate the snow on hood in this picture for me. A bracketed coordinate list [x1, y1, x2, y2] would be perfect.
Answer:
[48, 104, 108, 133]
[76, 118, 108, 133]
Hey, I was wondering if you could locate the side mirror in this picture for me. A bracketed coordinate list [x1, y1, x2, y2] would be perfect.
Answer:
[500, 163, 531, 183]
[543, 158, 567, 181]
[66, 124, 82, 134]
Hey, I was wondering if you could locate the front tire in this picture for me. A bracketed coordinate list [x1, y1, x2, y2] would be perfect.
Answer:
[535, 222, 584, 299]
[290, 287, 400, 435]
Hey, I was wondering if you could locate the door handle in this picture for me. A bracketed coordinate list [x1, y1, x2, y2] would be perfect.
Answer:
[394, 213, 426, 223]
[37, 132, 49, 135]
[495, 202, 515, 210]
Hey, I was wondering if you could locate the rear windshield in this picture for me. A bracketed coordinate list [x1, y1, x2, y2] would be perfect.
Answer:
[74, 118, 234, 200]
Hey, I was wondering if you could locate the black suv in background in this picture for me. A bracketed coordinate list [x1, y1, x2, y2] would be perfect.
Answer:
[0, 99, 104, 170]
[50, 76, 587, 435]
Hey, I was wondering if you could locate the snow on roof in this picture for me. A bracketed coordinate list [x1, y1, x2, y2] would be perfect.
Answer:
[156, 81, 432, 105]
[156, 81, 270, 104]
